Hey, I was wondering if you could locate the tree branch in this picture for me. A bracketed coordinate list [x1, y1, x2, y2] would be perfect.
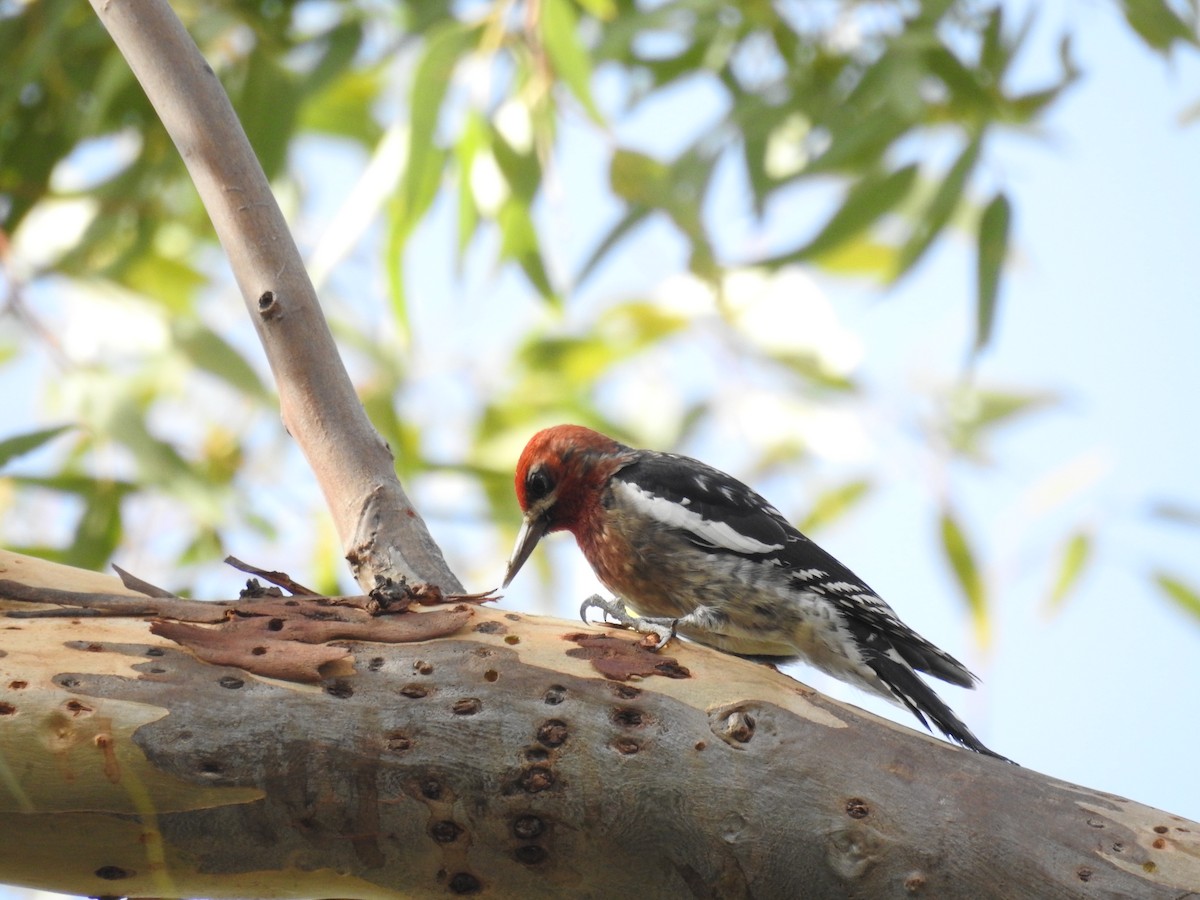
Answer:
[1, 551, 1197, 898]
[85, 0, 462, 593]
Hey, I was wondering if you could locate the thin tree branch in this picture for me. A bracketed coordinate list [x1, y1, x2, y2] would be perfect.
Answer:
[85, 0, 462, 593]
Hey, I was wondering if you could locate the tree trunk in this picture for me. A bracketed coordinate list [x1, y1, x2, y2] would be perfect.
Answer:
[1, 550, 1196, 899]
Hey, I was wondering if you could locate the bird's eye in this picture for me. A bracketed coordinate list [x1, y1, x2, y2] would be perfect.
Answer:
[525, 467, 554, 503]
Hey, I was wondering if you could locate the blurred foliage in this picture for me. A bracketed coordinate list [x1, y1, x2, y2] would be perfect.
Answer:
[0, 0, 1197, 629]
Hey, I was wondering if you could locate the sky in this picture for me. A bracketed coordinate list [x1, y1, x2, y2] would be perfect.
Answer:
[3, 0, 1200, 897]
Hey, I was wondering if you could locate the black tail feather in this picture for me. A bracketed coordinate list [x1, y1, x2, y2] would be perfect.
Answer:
[869, 653, 1013, 763]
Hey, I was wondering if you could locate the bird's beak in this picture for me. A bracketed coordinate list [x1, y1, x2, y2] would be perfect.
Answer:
[503, 514, 549, 588]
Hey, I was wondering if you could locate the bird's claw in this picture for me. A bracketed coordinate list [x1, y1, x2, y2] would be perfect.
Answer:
[580, 595, 677, 650]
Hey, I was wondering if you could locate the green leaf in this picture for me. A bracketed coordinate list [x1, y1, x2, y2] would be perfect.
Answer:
[498, 200, 556, 302]
[780, 164, 919, 264]
[69, 479, 125, 570]
[894, 134, 982, 279]
[301, 67, 385, 145]
[0, 425, 73, 469]
[236, 48, 302, 180]
[1045, 530, 1092, 613]
[303, 21, 365, 95]
[454, 111, 488, 261]
[975, 192, 1011, 354]
[399, 22, 479, 220]
[804, 233, 899, 280]
[610, 149, 671, 205]
[1153, 572, 1200, 622]
[1120, 0, 1198, 53]
[386, 145, 448, 332]
[389, 21, 480, 331]
[945, 387, 1058, 460]
[540, 0, 604, 124]
[939, 508, 989, 647]
[172, 320, 269, 400]
[797, 479, 872, 533]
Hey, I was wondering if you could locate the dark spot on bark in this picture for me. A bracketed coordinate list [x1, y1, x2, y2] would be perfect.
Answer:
[147, 667, 166, 674]
[1077, 867, 1092, 882]
[525, 747, 549, 763]
[400, 684, 429, 699]
[612, 684, 641, 699]
[846, 798, 869, 819]
[514, 845, 547, 865]
[251, 646, 267, 656]
[1087, 818, 1105, 828]
[448, 872, 481, 894]
[1112, 841, 1124, 853]
[543, 685, 566, 705]
[474, 621, 506, 634]
[267, 618, 284, 631]
[326, 680, 354, 699]
[84, 643, 104, 652]
[520, 766, 554, 793]
[694, 741, 706, 751]
[368, 657, 385, 671]
[421, 779, 442, 800]
[513, 815, 544, 839]
[65, 700, 92, 716]
[177, 730, 192, 741]
[904, 871, 926, 892]
[257, 291, 279, 319]
[505, 613, 522, 622]
[199, 760, 224, 775]
[611, 708, 644, 727]
[285, 600, 299, 606]
[8, 680, 27, 690]
[654, 660, 690, 678]
[1143, 861, 1157, 874]
[722, 710, 755, 743]
[484, 669, 499, 682]
[452, 698, 482, 715]
[1152, 838, 1166, 849]
[537, 719, 568, 747]
[504, 634, 520, 645]
[145, 647, 164, 657]
[414, 660, 434, 675]
[0, 702, 14, 715]
[1153, 825, 1169, 834]
[94, 866, 132, 880]
[219, 676, 244, 690]
[431, 820, 463, 843]
[511, 816, 544, 844]
[58, 677, 80, 689]
[613, 738, 640, 755]
[385, 731, 412, 752]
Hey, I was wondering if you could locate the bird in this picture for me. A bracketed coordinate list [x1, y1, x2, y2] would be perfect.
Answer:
[503, 423, 1008, 760]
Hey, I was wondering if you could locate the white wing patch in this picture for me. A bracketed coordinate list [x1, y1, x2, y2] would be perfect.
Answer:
[617, 481, 785, 555]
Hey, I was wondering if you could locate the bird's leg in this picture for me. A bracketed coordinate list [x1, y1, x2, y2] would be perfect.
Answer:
[579, 594, 677, 650]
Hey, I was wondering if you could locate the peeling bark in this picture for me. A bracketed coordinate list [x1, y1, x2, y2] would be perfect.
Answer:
[1, 551, 1197, 899]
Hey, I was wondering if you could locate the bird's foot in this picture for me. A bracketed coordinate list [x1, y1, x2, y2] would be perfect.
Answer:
[579, 594, 677, 650]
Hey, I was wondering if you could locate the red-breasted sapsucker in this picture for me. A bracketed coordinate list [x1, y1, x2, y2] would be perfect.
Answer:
[503, 424, 1007, 760]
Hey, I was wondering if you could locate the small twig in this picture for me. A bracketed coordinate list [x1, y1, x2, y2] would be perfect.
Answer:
[224, 556, 320, 596]
[0, 580, 228, 622]
[112, 564, 179, 598]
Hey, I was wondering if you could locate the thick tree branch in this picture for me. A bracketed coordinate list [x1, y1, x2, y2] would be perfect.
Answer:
[85, 0, 462, 593]
[1, 551, 1198, 898]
